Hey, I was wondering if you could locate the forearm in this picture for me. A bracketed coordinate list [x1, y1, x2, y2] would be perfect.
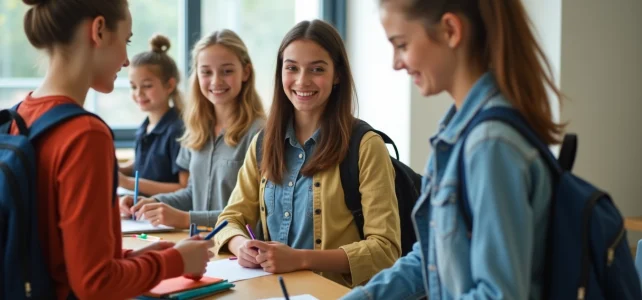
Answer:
[137, 178, 184, 196]
[227, 235, 247, 256]
[119, 159, 134, 176]
[299, 249, 350, 274]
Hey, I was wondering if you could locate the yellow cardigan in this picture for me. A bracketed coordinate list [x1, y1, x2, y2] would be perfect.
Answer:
[214, 131, 401, 287]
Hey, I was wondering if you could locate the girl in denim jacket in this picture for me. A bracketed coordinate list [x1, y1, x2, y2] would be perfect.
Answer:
[343, 0, 563, 299]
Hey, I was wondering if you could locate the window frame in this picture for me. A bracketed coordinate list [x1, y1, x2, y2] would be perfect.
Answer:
[0, 0, 346, 149]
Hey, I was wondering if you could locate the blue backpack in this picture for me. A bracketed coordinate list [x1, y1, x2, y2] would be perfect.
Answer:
[458, 107, 641, 299]
[0, 103, 115, 299]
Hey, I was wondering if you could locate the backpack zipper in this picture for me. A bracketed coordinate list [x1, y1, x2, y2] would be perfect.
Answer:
[606, 225, 625, 267]
[578, 190, 606, 300]
[0, 147, 32, 298]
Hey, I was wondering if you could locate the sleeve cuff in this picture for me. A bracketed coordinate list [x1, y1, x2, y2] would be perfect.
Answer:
[159, 248, 184, 279]
[189, 211, 219, 227]
[213, 224, 249, 255]
[339, 242, 374, 287]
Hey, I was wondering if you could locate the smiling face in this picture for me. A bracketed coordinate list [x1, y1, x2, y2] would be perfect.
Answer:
[91, 9, 133, 93]
[281, 39, 338, 116]
[196, 44, 250, 107]
[379, 2, 455, 97]
[129, 65, 173, 113]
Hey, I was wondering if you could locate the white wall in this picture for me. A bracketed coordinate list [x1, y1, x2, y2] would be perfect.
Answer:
[346, 0, 412, 164]
[347, 0, 563, 172]
[560, 0, 642, 241]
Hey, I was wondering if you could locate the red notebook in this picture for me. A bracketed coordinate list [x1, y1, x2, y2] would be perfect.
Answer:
[144, 276, 223, 297]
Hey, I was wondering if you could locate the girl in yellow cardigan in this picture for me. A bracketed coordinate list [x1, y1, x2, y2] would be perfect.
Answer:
[213, 19, 401, 287]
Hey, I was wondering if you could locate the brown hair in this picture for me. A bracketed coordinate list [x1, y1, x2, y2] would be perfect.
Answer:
[382, 0, 564, 144]
[23, 0, 128, 51]
[130, 34, 184, 113]
[261, 19, 356, 183]
[180, 30, 265, 150]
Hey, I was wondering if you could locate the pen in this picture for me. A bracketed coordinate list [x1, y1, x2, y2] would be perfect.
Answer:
[132, 170, 139, 220]
[278, 276, 290, 300]
[203, 220, 228, 240]
[189, 223, 196, 237]
[196, 225, 214, 232]
[184, 220, 228, 281]
[245, 224, 256, 240]
[246, 224, 259, 251]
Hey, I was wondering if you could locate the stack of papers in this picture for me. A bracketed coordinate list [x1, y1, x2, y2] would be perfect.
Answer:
[121, 219, 174, 234]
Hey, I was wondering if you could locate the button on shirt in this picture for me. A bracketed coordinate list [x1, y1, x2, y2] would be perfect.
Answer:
[134, 107, 184, 189]
[264, 120, 318, 250]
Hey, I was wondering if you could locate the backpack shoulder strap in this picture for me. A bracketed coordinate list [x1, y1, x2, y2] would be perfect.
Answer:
[339, 119, 374, 240]
[558, 133, 577, 172]
[457, 106, 562, 232]
[28, 103, 98, 141]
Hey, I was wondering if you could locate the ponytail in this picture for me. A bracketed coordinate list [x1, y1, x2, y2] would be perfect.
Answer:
[479, 1, 564, 144]
[381, 0, 564, 144]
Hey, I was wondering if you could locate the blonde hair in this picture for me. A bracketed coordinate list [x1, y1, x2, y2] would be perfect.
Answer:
[130, 34, 184, 113]
[180, 30, 265, 150]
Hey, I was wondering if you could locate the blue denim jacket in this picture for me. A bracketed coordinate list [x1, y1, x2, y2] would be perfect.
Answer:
[343, 73, 553, 300]
[264, 120, 319, 249]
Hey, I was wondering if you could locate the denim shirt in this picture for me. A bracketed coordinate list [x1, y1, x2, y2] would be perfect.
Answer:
[343, 73, 553, 300]
[264, 120, 319, 249]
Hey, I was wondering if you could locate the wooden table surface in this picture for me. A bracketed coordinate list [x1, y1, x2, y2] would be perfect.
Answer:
[625, 216, 642, 232]
[123, 231, 352, 299]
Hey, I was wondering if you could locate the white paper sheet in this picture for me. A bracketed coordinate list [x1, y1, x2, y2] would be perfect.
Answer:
[204, 259, 272, 283]
[259, 295, 319, 300]
[121, 219, 174, 234]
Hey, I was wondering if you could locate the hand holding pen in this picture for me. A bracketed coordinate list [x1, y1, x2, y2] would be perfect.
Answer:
[182, 220, 228, 281]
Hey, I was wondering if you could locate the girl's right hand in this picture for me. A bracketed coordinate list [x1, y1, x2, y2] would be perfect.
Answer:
[119, 195, 136, 216]
[174, 236, 215, 275]
[230, 235, 261, 269]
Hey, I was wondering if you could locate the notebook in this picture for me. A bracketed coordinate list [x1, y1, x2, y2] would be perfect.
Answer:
[139, 276, 233, 300]
[121, 219, 174, 234]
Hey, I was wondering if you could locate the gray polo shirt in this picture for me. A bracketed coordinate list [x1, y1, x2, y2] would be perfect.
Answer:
[153, 118, 264, 226]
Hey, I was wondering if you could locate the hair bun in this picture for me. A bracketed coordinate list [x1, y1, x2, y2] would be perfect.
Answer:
[23, 0, 47, 6]
[150, 34, 171, 54]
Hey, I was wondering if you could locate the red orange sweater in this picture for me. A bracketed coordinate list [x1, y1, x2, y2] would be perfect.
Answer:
[11, 94, 183, 300]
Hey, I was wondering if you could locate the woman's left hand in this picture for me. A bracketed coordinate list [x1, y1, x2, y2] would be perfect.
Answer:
[136, 202, 190, 229]
[249, 240, 305, 273]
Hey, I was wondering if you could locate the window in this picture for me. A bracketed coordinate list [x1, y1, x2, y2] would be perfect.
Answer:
[1, 0, 331, 147]
[201, 0, 321, 109]
[0, 0, 180, 130]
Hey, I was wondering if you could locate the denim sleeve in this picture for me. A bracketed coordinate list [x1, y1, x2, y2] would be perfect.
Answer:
[460, 137, 537, 300]
[341, 241, 427, 300]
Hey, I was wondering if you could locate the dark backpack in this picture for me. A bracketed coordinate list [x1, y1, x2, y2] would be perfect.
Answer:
[256, 119, 421, 256]
[0, 103, 117, 299]
[457, 107, 641, 300]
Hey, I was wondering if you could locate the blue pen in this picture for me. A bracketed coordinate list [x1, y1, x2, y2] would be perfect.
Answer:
[278, 276, 290, 300]
[132, 170, 139, 220]
[189, 223, 196, 237]
[203, 220, 228, 240]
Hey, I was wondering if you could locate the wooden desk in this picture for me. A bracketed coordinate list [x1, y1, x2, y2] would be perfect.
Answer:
[123, 232, 352, 299]
[625, 216, 642, 232]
